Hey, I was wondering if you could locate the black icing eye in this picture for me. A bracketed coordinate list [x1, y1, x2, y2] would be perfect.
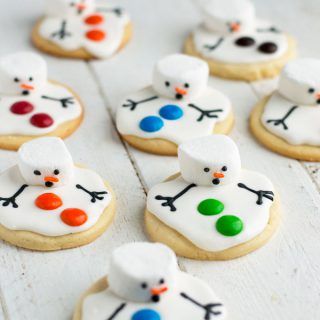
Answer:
[14, 78, 19, 82]
[53, 169, 60, 175]
[221, 166, 227, 172]
[204, 167, 210, 172]
[159, 278, 165, 284]
[184, 83, 189, 88]
[34, 170, 41, 176]
[309, 88, 315, 94]
[165, 81, 170, 87]
[141, 283, 148, 289]
[29, 77, 33, 81]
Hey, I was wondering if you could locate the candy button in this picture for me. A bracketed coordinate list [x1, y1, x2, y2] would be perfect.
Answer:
[258, 42, 278, 54]
[198, 199, 224, 216]
[60, 208, 88, 227]
[10, 101, 34, 115]
[132, 309, 161, 320]
[159, 105, 183, 120]
[30, 113, 54, 128]
[35, 193, 63, 210]
[85, 14, 104, 25]
[234, 36, 255, 47]
[216, 215, 243, 236]
[86, 29, 106, 41]
[139, 116, 164, 132]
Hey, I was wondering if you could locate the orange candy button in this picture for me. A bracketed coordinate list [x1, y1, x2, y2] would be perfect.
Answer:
[85, 14, 104, 25]
[35, 193, 63, 210]
[86, 29, 106, 42]
[60, 208, 88, 227]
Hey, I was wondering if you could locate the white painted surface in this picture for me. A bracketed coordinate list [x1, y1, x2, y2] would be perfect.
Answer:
[0, 0, 319, 319]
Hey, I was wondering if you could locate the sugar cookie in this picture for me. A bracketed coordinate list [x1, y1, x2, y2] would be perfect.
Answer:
[116, 54, 234, 156]
[251, 58, 320, 161]
[32, 0, 132, 60]
[73, 242, 226, 320]
[0, 51, 83, 150]
[184, 0, 296, 81]
[145, 135, 280, 260]
[0, 137, 115, 251]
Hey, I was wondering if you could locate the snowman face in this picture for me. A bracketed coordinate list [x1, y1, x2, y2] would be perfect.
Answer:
[46, 0, 95, 18]
[178, 135, 241, 187]
[278, 59, 320, 106]
[153, 54, 209, 101]
[0, 52, 47, 96]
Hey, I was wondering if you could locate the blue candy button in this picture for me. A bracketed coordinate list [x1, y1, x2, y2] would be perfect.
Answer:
[132, 309, 161, 320]
[159, 105, 183, 120]
[139, 116, 164, 132]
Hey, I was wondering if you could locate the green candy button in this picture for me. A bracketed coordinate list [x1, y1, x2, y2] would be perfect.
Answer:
[216, 215, 243, 237]
[197, 199, 224, 216]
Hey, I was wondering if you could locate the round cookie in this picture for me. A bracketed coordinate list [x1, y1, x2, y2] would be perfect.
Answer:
[145, 135, 280, 260]
[0, 137, 115, 251]
[251, 58, 320, 161]
[0, 52, 83, 150]
[184, 0, 296, 81]
[74, 242, 226, 320]
[32, 0, 132, 60]
[116, 54, 234, 156]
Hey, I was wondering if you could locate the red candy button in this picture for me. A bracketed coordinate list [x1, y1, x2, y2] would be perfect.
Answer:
[10, 101, 34, 115]
[85, 14, 104, 25]
[60, 208, 88, 227]
[86, 29, 106, 42]
[30, 113, 54, 128]
[35, 193, 63, 210]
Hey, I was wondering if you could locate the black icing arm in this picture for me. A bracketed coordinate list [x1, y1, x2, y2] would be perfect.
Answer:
[180, 293, 223, 320]
[237, 183, 274, 205]
[256, 26, 280, 33]
[155, 183, 197, 212]
[188, 104, 223, 122]
[266, 105, 298, 130]
[122, 95, 159, 111]
[76, 184, 108, 203]
[41, 95, 75, 108]
[203, 37, 225, 51]
[106, 303, 126, 320]
[51, 20, 71, 39]
[0, 184, 28, 208]
[97, 7, 123, 17]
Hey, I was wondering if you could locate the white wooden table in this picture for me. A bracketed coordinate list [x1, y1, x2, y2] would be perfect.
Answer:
[0, 0, 320, 319]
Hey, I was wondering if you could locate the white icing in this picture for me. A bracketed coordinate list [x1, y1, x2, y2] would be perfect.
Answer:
[83, 272, 225, 319]
[193, 20, 289, 64]
[152, 54, 209, 100]
[18, 137, 74, 187]
[147, 170, 274, 252]
[108, 242, 178, 303]
[39, 2, 130, 59]
[116, 86, 231, 145]
[0, 81, 82, 135]
[0, 165, 111, 236]
[262, 92, 320, 146]
[178, 135, 241, 187]
[278, 58, 320, 105]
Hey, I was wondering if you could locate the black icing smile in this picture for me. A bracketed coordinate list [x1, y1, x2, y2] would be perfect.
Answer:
[22, 90, 30, 96]
[212, 178, 220, 185]
[151, 294, 160, 303]
[317, 99, 320, 104]
[45, 181, 54, 188]
[175, 93, 183, 100]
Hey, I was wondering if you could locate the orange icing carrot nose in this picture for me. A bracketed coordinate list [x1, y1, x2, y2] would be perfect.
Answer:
[44, 176, 59, 183]
[213, 172, 225, 178]
[316, 93, 320, 99]
[20, 84, 34, 90]
[77, 3, 86, 10]
[175, 87, 187, 95]
[230, 22, 240, 32]
[151, 286, 168, 296]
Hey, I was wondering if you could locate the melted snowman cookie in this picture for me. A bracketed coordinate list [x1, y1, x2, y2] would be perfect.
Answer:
[0, 137, 115, 251]
[184, 0, 296, 81]
[32, 0, 131, 59]
[116, 54, 234, 155]
[251, 58, 320, 161]
[145, 135, 280, 260]
[0, 52, 83, 150]
[74, 242, 226, 320]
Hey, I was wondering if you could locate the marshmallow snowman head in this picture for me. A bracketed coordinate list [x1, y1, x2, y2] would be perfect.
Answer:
[0, 52, 47, 96]
[199, 0, 256, 34]
[18, 137, 74, 188]
[278, 59, 320, 106]
[152, 54, 209, 101]
[178, 135, 241, 187]
[108, 242, 178, 303]
[45, 0, 95, 18]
